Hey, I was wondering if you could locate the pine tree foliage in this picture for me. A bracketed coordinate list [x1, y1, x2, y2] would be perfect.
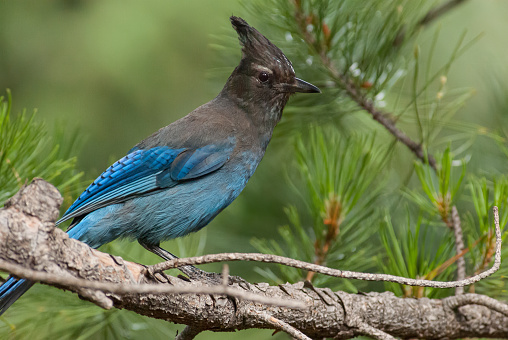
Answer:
[252, 128, 387, 291]
[379, 213, 455, 298]
[0, 90, 83, 206]
[242, 0, 508, 302]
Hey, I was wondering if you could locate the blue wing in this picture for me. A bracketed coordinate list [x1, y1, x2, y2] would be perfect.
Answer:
[57, 139, 236, 225]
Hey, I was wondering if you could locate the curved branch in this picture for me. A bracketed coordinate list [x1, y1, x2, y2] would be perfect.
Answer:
[150, 205, 501, 289]
[444, 294, 508, 317]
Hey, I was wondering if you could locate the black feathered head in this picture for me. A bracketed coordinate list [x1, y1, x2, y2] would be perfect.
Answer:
[223, 16, 319, 126]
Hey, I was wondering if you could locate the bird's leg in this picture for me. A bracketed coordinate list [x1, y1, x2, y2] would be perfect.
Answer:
[139, 240, 224, 284]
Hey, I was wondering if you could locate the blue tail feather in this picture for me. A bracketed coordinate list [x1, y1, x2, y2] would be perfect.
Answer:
[0, 221, 87, 316]
[0, 277, 34, 315]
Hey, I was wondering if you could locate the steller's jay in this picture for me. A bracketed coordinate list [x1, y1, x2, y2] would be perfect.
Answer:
[0, 16, 320, 314]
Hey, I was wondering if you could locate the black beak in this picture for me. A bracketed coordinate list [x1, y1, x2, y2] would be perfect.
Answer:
[276, 78, 321, 94]
[291, 78, 321, 93]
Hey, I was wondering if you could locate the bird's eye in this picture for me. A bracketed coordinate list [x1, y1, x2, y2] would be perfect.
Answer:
[258, 71, 270, 83]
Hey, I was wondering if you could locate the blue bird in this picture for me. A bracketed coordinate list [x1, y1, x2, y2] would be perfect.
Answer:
[0, 16, 320, 314]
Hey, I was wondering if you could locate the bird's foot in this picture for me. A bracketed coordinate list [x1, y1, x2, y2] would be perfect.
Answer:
[138, 241, 249, 287]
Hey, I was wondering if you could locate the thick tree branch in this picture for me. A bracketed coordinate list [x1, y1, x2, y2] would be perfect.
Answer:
[1, 179, 507, 339]
[0, 258, 304, 309]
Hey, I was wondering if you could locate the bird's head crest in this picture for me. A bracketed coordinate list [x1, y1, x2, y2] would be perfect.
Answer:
[230, 16, 295, 80]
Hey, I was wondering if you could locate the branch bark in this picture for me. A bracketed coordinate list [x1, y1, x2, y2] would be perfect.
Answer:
[1, 179, 507, 339]
[451, 205, 466, 294]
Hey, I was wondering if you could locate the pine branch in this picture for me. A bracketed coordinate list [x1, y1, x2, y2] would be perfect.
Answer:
[292, 4, 437, 170]
[289, 3, 477, 294]
[419, 0, 468, 27]
[1, 180, 507, 339]
[307, 196, 343, 281]
[337, 73, 438, 170]
[451, 205, 466, 294]
[394, 0, 469, 46]
[425, 232, 484, 280]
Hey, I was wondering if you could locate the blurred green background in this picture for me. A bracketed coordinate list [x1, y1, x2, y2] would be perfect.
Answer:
[0, 0, 290, 261]
[1, 0, 508, 339]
